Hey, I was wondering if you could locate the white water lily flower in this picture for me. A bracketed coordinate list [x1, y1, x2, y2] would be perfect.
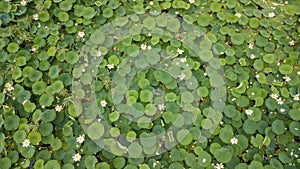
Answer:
[230, 137, 238, 144]
[289, 40, 295, 46]
[33, 14, 39, 20]
[141, 44, 147, 50]
[100, 100, 107, 107]
[5, 83, 14, 92]
[283, 76, 291, 82]
[270, 93, 279, 99]
[268, 12, 276, 18]
[177, 48, 184, 54]
[249, 54, 256, 59]
[55, 105, 63, 112]
[73, 153, 81, 162]
[245, 109, 254, 116]
[76, 135, 85, 144]
[107, 64, 114, 70]
[78, 31, 85, 38]
[235, 13, 242, 18]
[214, 163, 224, 169]
[189, 0, 195, 4]
[178, 73, 186, 80]
[22, 139, 30, 147]
[96, 51, 102, 57]
[248, 43, 254, 49]
[293, 94, 299, 101]
[158, 104, 166, 111]
[276, 98, 284, 105]
[180, 57, 187, 63]
[20, 0, 27, 6]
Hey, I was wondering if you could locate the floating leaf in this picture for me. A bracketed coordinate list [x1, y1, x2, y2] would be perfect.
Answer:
[271, 120, 285, 135]
[87, 122, 104, 140]
[39, 94, 54, 107]
[214, 147, 233, 163]
[38, 11, 50, 22]
[279, 64, 293, 75]
[7, 42, 19, 53]
[4, 115, 20, 131]
[28, 132, 41, 145]
[231, 33, 245, 45]
[219, 125, 234, 143]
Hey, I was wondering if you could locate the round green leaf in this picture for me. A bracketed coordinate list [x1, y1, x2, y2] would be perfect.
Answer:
[279, 64, 293, 75]
[214, 147, 233, 163]
[87, 122, 104, 140]
[271, 120, 285, 135]
[38, 11, 50, 22]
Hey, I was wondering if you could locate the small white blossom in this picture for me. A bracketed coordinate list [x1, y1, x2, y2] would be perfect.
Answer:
[141, 44, 147, 50]
[297, 71, 300, 75]
[20, 0, 27, 6]
[178, 73, 186, 80]
[107, 64, 114, 70]
[245, 109, 254, 116]
[97, 51, 102, 57]
[55, 105, 63, 112]
[289, 40, 295, 46]
[276, 98, 284, 105]
[147, 46, 152, 50]
[158, 104, 166, 111]
[235, 13, 242, 18]
[5, 83, 14, 92]
[230, 137, 238, 144]
[76, 135, 85, 144]
[249, 54, 256, 59]
[248, 43, 254, 49]
[100, 100, 107, 107]
[202, 158, 207, 163]
[279, 108, 286, 113]
[73, 153, 81, 162]
[189, 0, 195, 4]
[153, 162, 157, 168]
[277, 60, 281, 66]
[215, 163, 224, 169]
[33, 14, 39, 21]
[180, 58, 187, 63]
[31, 48, 36, 52]
[22, 139, 30, 147]
[149, 1, 154, 5]
[293, 94, 299, 101]
[268, 12, 276, 18]
[78, 31, 85, 38]
[255, 74, 260, 78]
[175, 11, 179, 15]
[177, 48, 184, 55]
[270, 93, 279, 99]
[283, 76, 291, 82]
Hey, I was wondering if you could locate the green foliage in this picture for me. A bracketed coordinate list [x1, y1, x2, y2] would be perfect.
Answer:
[0, 0, 298, 168]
